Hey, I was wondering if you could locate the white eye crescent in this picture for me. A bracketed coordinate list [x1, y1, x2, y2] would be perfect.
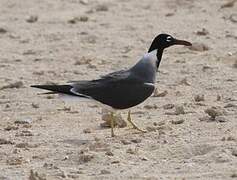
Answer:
[166, 36, 172, 42]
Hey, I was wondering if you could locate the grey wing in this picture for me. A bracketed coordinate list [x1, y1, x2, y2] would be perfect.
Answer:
[71, 70, 155, 109]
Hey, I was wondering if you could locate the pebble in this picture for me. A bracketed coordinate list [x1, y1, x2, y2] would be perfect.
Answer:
[229, 14, 237, 23]
[74, 57, 92, 65]
[101, 109, 127, 128]
[221, 0, 236, 8]
[126, 148, 137, 154]
[174, 105, 185, 115]
[95, 4, 109, 11]
[0, 27, 7, 34]
[14, 118, 32, 124]
[15, 130, 33, 137]
[194, 94, 205, 102]
[146, 126, 157, 132]
[31, 103, 39, 108]
[144, 104, 158, 109]
[131, 138, 142, 143]
[83, 128, 92, 134]
[105, 151, 114, 156]
[80, 0, 88, 5]
[0, 138, 14, 145]
[232, 149, 237, 157]
[204, 107, 223, 120]
[188, 42, 209, 51]
[26, 15, 38, 23]
[7, 157, 24, 165]
[179, 77, 191, 86]
[111, 160, 120, 164]
[196, 28, 209, 36]
[100, 169, 111, 174]
[121, 139, 131, 145]
[171, 119, 185, 125]
[0, 81, 23, 90]
[78, 154, 94, 163]
[163, 103, 174, 109]
[153, 89, 168, 97]
[29, 170, 46, 180]
[4, 125, 18, 131]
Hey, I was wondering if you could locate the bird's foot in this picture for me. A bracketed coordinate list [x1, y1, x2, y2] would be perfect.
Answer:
[127, 110, 147, 133]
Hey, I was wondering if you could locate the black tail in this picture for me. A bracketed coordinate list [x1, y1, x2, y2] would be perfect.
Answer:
[31, 85, 75, 96]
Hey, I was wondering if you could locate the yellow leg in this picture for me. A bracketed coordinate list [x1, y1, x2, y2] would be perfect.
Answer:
[110, 112, 115, 137]
[127, 110, 146, 133]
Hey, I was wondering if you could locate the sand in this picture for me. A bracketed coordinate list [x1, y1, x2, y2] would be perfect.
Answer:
[0, 0, 237, 179]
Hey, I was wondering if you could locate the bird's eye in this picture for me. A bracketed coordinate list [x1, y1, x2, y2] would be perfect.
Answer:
[166, 36, 172, 42]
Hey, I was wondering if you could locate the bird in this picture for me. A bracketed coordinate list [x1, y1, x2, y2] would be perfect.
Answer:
[31, 33, 192, 137]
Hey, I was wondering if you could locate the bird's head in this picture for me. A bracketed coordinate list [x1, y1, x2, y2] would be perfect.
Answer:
[148, 34, 192, 52]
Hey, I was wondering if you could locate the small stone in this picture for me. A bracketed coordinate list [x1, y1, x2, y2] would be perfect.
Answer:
[153, 89, 168, 97]
[174, 105, 185, 115]
[233, 60, 237, 68]
[7, 157, 24, 165]
[0, 27, 7, 34]
[163, 103, 174, 109]
[165, 12, 174, 17]
[229, 14, 237, 23]
[31, 103, 39, 108]
[0, 81, 23, 90]
[194, 94, 205, 102]
[231, 173, 237, 178]
[0, 138, 13, 145]
[232, 149, 237, 157]
[100, 170, 110, 174]
[101, 109, 127, 128]
[105, 151, 114, 156]
[171, 119, 185, 125]
[79, 154, 94, 163]
[144, 104, 158, 109]
[16, 130, 33, 137]
[4, 125, 18, 131]
[15, 143, 29, 148]
[95, 4, 109, 11]
[29, 170, 46, 180]
[74, 57, 92, 65]
[221, 0, 236, 8]
[204, 107, 223, 120]
[126, 148, 137, 154]
[146, 126, 157, 132]
[111, 160, 120, 164]
[179, 77, 190, 86]
[224, 103, 237, 108]
[217, 95, 221, 101]
[121, 139, 131, 145]
[199, 116, 210, 121]
[131, 138, 142, 143]
[80, 0, 88, 5]
[14, 118, 32, 124]
[26, 15, 38, 23]
[83, 128, 92, 134]
[63, 156, 69, 160]
[141, 157, 148, 161]
[196, 28, 209, 36]
[79, 16, 89, 22]
[188, 42, 209, 51]
[215, 116, 227, 122]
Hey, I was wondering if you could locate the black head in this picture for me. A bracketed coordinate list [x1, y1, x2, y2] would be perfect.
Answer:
[148, 34, 192, 52]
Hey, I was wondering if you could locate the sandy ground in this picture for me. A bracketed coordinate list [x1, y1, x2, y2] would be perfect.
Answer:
[0, 0, 237, 179]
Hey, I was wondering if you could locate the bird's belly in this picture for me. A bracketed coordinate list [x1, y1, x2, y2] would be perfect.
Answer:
[93, 84, 155, 109]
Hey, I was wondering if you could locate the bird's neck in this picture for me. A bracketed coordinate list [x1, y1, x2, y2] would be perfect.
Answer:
[155, 49, 164, 69]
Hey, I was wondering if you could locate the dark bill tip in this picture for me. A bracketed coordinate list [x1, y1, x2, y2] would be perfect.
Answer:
[174, 39, 192, 46]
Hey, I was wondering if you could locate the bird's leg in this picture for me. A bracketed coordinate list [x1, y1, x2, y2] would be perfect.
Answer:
[127, 110, 146, 133]
[110, 112, 115, 137]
